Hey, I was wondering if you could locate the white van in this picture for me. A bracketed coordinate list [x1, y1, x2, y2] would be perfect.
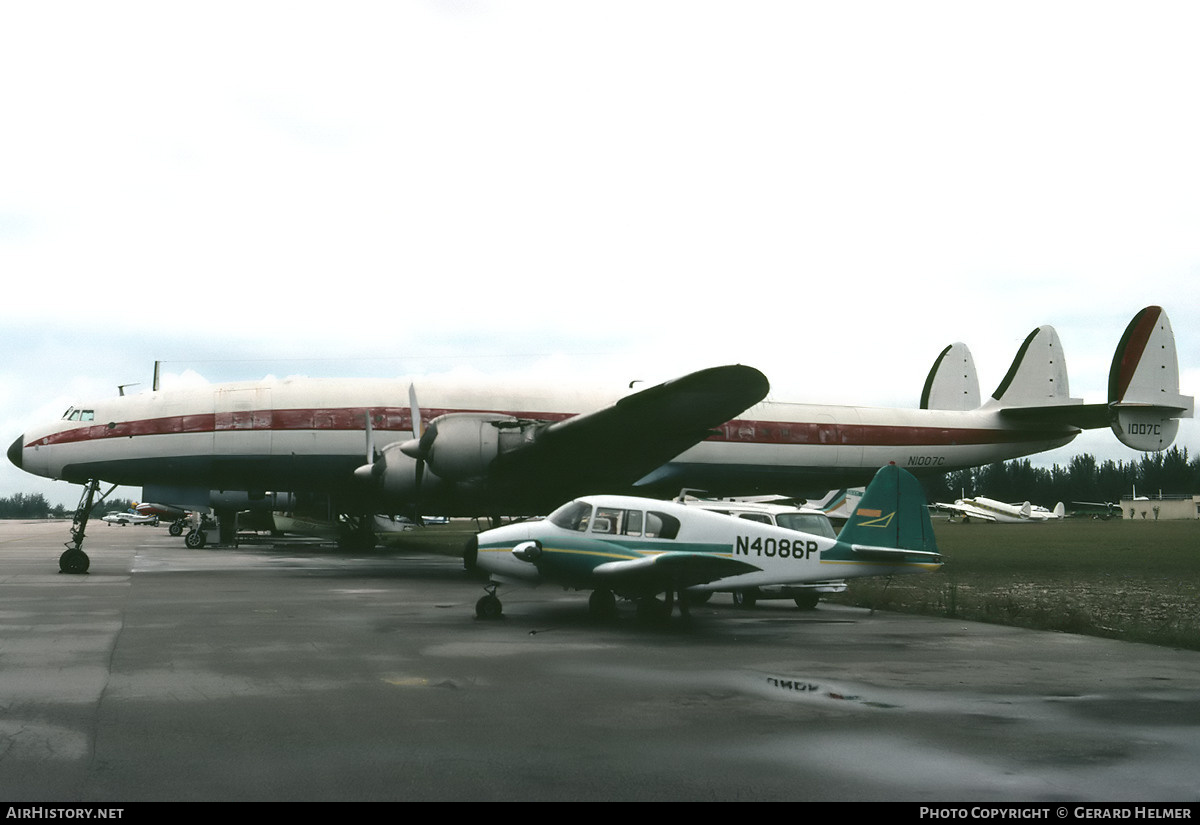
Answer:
[677, 497, 847, 609]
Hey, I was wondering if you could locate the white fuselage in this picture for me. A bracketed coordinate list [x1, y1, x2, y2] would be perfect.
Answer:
[475, 494, 939, 593]
[10, 376, 1079, 514]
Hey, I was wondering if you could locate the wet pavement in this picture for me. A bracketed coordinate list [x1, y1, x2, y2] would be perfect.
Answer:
[1, 519, 1198, 802]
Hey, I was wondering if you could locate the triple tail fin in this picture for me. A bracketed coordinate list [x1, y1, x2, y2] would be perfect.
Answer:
[990, 324, 1081, 408]
[837, 464, 939, 556]
[1107, 306, 1194, 451]
[921, 342, 981, 411]
[992, 306, 1192, 451]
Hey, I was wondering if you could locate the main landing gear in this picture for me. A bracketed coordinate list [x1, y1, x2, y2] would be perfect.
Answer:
[473, 584, 700, 623]
[60, 479, 117, 574]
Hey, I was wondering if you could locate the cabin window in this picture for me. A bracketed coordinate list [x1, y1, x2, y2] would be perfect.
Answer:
[623, 509, 643, 536]
[548, 500, 593, 532]
[737, 513, 772, 525]
[645, 512, 680, 540]
[591, 508, 645, 537]
[776, 513, 837, 539]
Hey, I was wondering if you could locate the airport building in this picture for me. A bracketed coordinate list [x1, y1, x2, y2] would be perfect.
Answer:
[1118, 494, 1200, 520]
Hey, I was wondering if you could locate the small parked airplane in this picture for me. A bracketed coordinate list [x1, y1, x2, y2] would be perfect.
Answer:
[7, 306, 1192, 573]
[468, 463, 941, 619]
[933, 496, 1066, 523]
[101, 507, 159, 526]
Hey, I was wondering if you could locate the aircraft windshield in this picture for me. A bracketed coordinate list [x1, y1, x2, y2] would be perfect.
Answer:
[548, 500, 593, 532]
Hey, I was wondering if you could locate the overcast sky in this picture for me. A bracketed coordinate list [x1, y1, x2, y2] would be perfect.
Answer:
[2, 1, 1197, 506]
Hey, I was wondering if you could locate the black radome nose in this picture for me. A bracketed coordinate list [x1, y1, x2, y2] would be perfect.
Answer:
[8, 435, 23, 469]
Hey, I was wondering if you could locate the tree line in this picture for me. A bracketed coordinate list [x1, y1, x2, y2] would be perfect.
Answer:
[0, 494, 137, 520]
[920, 447, 1197, 509]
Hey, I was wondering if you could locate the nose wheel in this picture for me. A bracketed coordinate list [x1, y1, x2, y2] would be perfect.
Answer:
[60, 479, 117, 574]
[475, 583, 503, 619]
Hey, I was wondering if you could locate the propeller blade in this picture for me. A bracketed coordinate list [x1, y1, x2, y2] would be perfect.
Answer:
[364, 410, 376, 464]
[408, 383, 422, 441]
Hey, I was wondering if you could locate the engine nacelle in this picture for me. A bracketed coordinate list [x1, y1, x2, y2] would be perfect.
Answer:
[372, 442, 442, 500]
[419, 413, 541, 482]
[424, 415, 505, 481]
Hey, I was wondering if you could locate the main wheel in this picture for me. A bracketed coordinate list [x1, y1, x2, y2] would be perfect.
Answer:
[185, 529, 206, 549]
[732, 590, 758, 608]
[793, 593, 820, 610]
[588, 588, 617, 619]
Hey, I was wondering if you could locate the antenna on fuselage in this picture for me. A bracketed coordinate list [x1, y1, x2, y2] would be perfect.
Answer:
[117, 383, 139, 397]
[153, 360, 161, 392]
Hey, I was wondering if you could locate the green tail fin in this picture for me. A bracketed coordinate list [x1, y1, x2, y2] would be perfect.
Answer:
[836, 464, 939, 553]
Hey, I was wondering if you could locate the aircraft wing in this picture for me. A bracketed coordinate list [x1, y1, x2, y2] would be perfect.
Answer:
[490, 364, 769, 496]
[592, 551, 761, 590]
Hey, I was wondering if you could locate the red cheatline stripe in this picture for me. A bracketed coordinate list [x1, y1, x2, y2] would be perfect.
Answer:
[29, 409, 1060, 450]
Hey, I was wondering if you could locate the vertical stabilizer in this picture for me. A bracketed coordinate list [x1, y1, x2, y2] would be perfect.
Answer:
[1108, 306, 1194, 450]
[837, 464, 938, 553]
[921, 343, 981, 411]
[990, 325, 1081, 408]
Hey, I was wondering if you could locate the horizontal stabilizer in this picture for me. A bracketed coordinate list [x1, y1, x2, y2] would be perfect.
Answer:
[850, 544, 942, 563]
[1107, 306, 1194, 451]
[921, 343, 981, 411]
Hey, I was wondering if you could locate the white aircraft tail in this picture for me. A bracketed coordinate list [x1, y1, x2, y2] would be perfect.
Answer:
[989, 324, 1080, 409]
[987, 306, 1192, 453]
[921, 342, 981, 411]
[1107, 306, 1194, 451]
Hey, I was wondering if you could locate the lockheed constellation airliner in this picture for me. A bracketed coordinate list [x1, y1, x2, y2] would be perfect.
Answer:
[8, 306, 1192, 573]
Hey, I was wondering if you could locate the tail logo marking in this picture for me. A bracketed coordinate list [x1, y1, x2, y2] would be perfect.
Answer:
[854, 509, 895, 528]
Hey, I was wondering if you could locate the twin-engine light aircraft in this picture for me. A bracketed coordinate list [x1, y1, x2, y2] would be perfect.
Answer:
[100, 507, 158, 527]
[468, 463, 941, 619]
[933, 496, 1066, 524]
[7, 306, 1193, 573]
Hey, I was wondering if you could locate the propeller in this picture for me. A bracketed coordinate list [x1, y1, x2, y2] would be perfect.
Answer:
[404, 383, 429, 493]
[352, 410, 381, 484]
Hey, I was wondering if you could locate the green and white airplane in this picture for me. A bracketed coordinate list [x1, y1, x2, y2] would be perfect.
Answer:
[469, 463, 941, 619]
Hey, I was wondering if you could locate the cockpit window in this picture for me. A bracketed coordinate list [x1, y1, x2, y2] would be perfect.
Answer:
[548, 500, 593, 532]
[65, 409, 94, 422]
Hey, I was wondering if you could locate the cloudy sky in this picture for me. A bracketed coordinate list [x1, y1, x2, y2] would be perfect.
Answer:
[2, 1, 1197, 506]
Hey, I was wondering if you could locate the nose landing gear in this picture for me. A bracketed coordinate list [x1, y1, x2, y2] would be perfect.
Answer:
[60, 479, 117, 574]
